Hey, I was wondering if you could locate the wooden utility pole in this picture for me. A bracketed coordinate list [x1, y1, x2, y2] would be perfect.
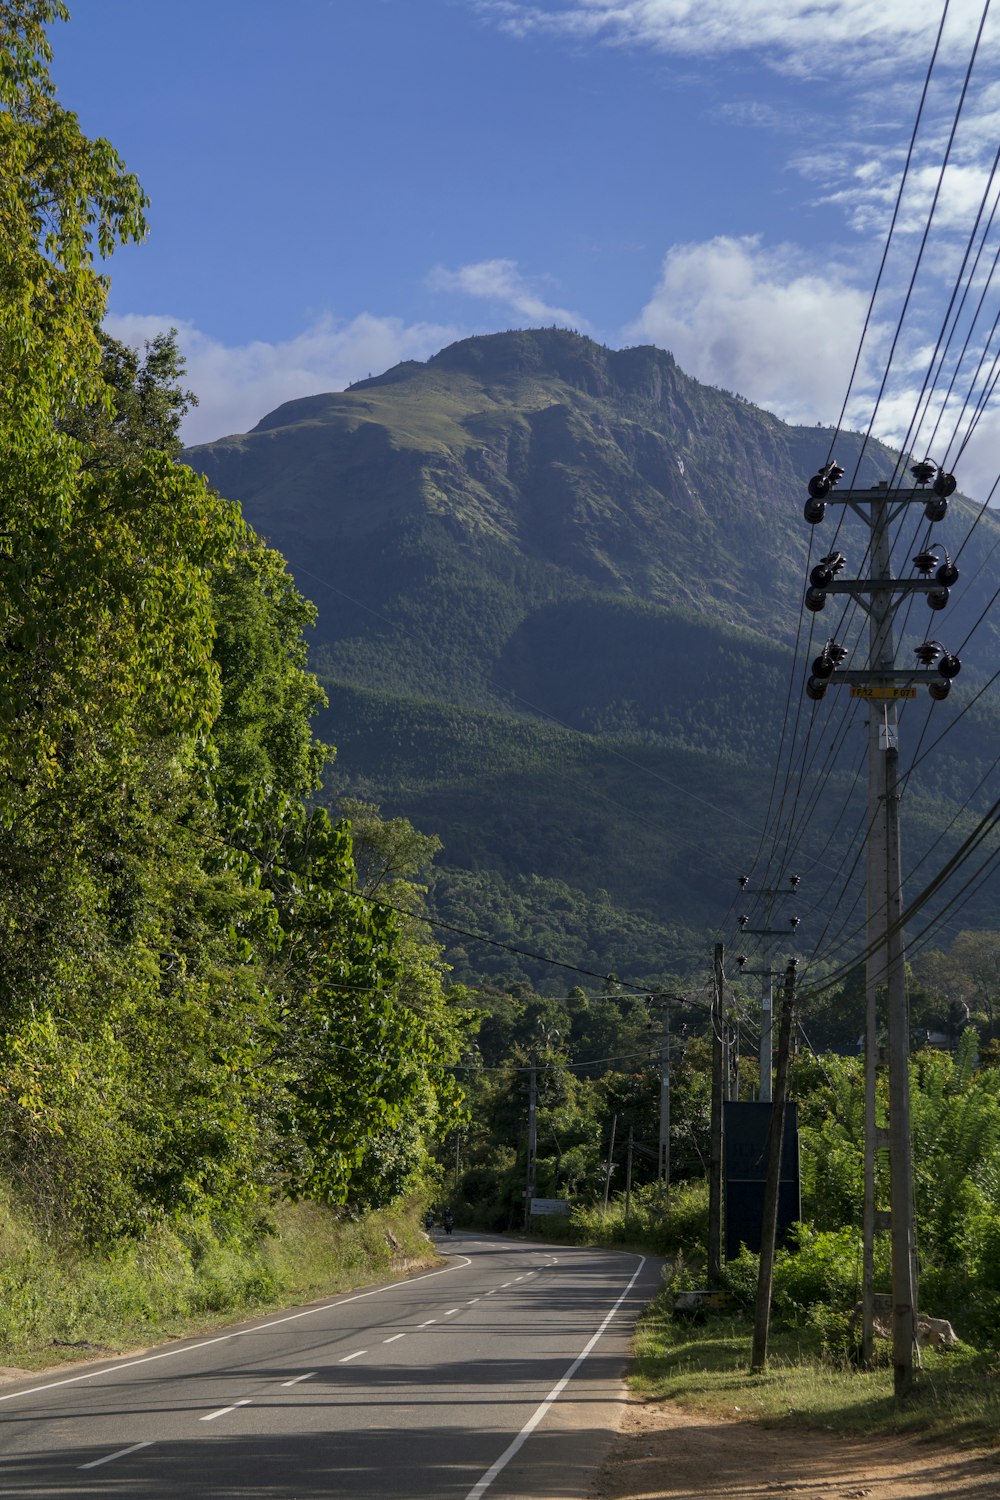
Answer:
[708, 943, 725, 1285]
[751, 957, 796, 1372]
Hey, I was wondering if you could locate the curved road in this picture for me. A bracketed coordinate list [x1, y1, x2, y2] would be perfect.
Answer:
[0, 1233, 661, 1499]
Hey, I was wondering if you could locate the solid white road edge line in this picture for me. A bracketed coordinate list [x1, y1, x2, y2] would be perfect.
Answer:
[0, 1256, 474, 1406]
[461, 1254, 647, 1500]
[78, 1441, 154, 1471]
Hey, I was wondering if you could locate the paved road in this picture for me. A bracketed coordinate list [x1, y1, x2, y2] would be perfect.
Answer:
[0, 1233, 661, 1499]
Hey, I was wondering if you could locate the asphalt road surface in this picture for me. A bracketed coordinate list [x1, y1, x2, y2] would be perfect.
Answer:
[0, 1232, 662, 1500]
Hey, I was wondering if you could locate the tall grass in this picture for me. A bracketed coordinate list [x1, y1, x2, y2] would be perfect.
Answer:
[0, 1194, 435, 1368]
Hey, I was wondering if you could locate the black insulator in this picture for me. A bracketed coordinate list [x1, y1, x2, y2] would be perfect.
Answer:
[928, 679, 951, 701]
[810, 563, 834, 587]
[789, 915, 801, 929]
[804, 496, 827, 524]
[914, 641, 940, 666]
[924, 495, 949, 523]
[738, 914, 748, 928]
[808, 474, 831, 499]
[805, 587, 827, 612]
[739, 875, 749, 888]
[737, 954, 747, 968]
[937, 556, 959, 586]
[911, 459, 937, 486]
[934, 470, 957, 497]
[806, 675, 828, 700]
[789, 875, 800, 888]
[938, 652, 961, 680]
[927, 587, 950, 611]
[913, 550, 939, 575]
[829, 641, 848, 665]
[812, 653, 835, 679]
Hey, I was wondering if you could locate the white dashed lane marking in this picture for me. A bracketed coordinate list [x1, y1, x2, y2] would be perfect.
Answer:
[201, 1400, 252, 1423]
[79, 1442, 153, 1471]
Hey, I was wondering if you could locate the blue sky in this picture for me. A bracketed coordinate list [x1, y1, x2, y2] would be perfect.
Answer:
[52, 1, 1000, 500]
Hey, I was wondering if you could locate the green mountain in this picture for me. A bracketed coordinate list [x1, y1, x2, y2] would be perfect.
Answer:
[183, 329, 1000, 990]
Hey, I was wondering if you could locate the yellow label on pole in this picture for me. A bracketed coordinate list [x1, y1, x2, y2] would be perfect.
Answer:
[849, 685, 918, 699]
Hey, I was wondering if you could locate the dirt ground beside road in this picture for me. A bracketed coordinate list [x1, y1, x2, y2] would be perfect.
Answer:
[591, 1398, 1000, 1499]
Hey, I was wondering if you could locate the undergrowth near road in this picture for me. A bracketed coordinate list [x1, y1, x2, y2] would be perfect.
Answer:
[631, 1294, 1000, 1448]
[0, 1196, 436, 1370]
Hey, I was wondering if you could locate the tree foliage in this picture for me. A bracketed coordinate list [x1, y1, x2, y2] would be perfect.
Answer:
[0, 3, 469, 1247]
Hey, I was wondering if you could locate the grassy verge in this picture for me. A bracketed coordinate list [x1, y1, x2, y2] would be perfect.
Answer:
[631, 1293, 1000, 1448]
[0, 1196, 437, 1371]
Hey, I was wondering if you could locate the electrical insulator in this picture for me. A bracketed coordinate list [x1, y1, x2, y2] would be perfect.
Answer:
[737, 954, 747, 969]
[938, 651, 961, 679]
[913, 550, 938, 575]
[924, 494, 949, 522]
[807, 461, 844, 499]
[739, 875, 749, 888]
[927, 587, 950, 611]
[789, 915, 801, 929]
[738, 914, 748, 929]
[805, 587, 827, 612]
[911, 459, 936, 486]
[914, 640, 941, 666]
[936, 553, 959, 586]
[806, 675, 828, 700]
[934, 470, 957, 497]
[928, 680, 951, 701]
[804, 496, 826, 524]
[789, 875, 800, 888]
[812, 652, 835, 679]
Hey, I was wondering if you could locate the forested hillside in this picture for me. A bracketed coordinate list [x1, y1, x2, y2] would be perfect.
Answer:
[185, 330, 1000, 987]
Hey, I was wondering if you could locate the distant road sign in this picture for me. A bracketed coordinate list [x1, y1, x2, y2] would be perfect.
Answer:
[530, 1198, 570, 1216]
[850, 685, 917, 699]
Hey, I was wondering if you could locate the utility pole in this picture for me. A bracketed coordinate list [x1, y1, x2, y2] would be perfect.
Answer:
[658, 1003, 671, 1195]
[708, 943, 725, 1285]
[802, 458, 962, 1397]
[625, 1125, 634, 1223]
[524, 1061, 537, 1231]
[736, 876, 801, 1102]
[603, 1113, 618, 1211]
[751, 957, 797, 1372]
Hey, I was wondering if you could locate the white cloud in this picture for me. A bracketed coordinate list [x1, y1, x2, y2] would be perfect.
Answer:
[103, 312, 462, 447]
[626, 235, 882, 425]
[427, 258, 587, 327]
[476, 0, 997, 79]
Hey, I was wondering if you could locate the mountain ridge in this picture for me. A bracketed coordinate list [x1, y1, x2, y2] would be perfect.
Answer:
[182, 328, 1000, 986]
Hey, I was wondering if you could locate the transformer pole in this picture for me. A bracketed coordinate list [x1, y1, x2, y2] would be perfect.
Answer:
[802, 458, 962, 1396]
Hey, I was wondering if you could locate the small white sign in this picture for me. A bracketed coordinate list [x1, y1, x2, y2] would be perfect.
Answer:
[530, 1197, 570, 1216]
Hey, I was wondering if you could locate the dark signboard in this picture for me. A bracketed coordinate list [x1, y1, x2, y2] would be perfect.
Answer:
[723, 1101, 801, 1263]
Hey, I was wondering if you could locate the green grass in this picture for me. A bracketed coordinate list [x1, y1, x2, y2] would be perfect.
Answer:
[0, 1196, 437, 1370]
[631, 1297, 1000, 1447]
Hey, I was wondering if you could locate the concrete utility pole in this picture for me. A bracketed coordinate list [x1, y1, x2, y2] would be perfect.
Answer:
[708, 944, 725, 1285]
[524, 1061, 537, 1231]
[751, 957, 797, 1372]
[736, 877, 801, 1102]
[803, 458, 962, 1397]
[658, 1004, 671, 1194]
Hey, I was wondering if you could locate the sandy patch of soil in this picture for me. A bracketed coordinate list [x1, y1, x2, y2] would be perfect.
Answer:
[592, 1399, 1000, 1500]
